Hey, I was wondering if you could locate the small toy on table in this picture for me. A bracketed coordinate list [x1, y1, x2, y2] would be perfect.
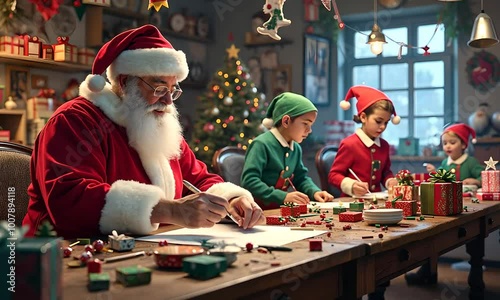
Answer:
[182, 255, 228, 280]
[108, 230, 135, 252]
[88, 272, 110, 292]
[116, 265, 152, 287]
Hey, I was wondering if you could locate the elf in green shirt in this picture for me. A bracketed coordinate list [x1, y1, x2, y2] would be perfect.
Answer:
[241, 92, 334, 210]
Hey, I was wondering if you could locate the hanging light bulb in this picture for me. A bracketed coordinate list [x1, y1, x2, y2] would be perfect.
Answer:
[468, 0, 499, 48]
[367, 0, 387, 55]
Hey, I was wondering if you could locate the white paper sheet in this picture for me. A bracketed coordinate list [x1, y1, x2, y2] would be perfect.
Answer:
[307, 201, 352, 209]
[136, 224, 327, 247]
[353, 191, 388, 199]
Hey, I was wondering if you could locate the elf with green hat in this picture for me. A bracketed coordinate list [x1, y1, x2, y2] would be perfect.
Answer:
[241, 92, 334, 210]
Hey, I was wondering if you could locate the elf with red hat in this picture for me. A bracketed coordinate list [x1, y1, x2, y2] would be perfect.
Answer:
[424, 123, 483, 186]
[23, 25, 264, 238]
[328, 85, 399, 196]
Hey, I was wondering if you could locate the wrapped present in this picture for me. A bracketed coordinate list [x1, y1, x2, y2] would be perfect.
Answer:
[309, 238, 322, 251]
[266, 215, 288, 225]
[398, 138, 419, 156]
[42, 44, 54, 60]
[108, 230, 135, 251]
[0, 35, 23, 55]
[481, 170, 500, 193]
[182, 255, 227, 280]
[349, 201, 364, 212]
[27, 97, 55, 120]
[298, 204, 308, 214]
[23, 35, 42, 58]
[420, 169, 462, 216]
[280, 204, 301, 217]
[393, 185, 417, 201]
[78, 47, 96, 65]
[476, 192, 500, 201]
[82, 0, 111, 6]
[53, 36, 78, 63]
[385, 200, 418, 216]
[88, 272, 110, 291]
[333, 206, 347, 214]
[304, 0, 320, 22]
[339, 211, 363, 222]
[116, 265, 152, 287]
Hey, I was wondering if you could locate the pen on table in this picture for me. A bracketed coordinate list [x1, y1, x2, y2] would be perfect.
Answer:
[257, 245, 293, 252]
[182, 180, 240, 225]
[104, 251, 146, 263]
[348, 168, 371, 194]
[289, 227, 315, 231]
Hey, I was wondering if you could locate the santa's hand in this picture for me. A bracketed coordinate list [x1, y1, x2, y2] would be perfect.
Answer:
[228, 197, 265, 229]
[284, 191, 310, 205]
[314, 191, 334, 202]
[352, 182, 369, 196]
[168, 193, 229, 228]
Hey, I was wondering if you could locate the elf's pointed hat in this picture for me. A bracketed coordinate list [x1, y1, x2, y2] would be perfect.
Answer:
[262, 92, 317, 129]
[443, 123, 477, 147]
[340, 85, 400, 124]
[85, 24, 189, 93]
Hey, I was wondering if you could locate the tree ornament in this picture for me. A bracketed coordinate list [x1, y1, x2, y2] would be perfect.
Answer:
[243, 110, 249, 118]
[223, 96, 233, 106]
[257, 0, 291, 41]
[211, 107, 220, 116]
[203, 123, 215, 132]
[148, 0, 169, 12]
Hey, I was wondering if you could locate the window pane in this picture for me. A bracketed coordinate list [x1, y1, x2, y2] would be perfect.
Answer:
[382, 63, 408, 89]
[418, 24, 444, 54]
[385, 91, 409, 116]
[414, 61, 444, 88]
[355, 31, 373, 59]
[353, 65, 379, 87]
[414, 89, 444, 116]
[414, 117, 444, 146]
[382, 27, 408, 57]
[382, 118, 409, 147]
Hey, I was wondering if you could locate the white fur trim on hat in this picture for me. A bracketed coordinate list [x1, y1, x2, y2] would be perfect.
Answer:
[100, 180, 164, 235]
[106, 48, 189, 85]
[206, 182, 254, 202]
[262, 118, 274, 129]
[86, 74, 106, 93]
[340, 100, 351, 110]
[392, 115, 401, 125]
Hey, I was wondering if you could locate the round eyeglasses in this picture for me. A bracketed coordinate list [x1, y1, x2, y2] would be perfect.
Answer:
[137, 77, 183, 100]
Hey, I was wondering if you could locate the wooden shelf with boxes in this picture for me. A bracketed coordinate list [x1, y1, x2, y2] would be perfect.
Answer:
[0, 53, 91, 72]
[0, 109, 27, 145]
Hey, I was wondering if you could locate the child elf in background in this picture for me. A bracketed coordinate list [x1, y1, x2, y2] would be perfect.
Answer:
[241, 92, 334, 210]
[328, 85, 399, 197]
[424, 123, 483, 186]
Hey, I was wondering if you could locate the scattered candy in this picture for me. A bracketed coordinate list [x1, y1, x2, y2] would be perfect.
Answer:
[63, 247, 73, 258]
[84, 244, 94, 253]
[158, 240, 168, 247]
[93, 240, 105, 253]
[327, 232, 331, 238]
[419, 216, 425, 221]
[245, 243, 254, 252]
[378, 233, 384, 238]
[300, 222, 306, 227]
[79, 251, 93, 264]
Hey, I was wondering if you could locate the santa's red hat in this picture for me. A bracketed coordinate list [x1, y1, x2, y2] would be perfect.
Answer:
[340, 85, 400, 125]
[85, 24, 189, 93]
[443, 123, 477, 147]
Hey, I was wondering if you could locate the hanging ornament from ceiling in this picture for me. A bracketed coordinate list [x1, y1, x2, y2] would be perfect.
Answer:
[256, 0, 291, 41]
[30, 0, 62, 21]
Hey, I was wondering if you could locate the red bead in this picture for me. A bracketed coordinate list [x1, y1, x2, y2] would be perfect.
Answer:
[159, 240, 168, 247]
[84, 244, 94, 253]
[92, 240, 104, 253]
[79, 251, 93, 263]
[379, 233, 384, 238]
[320, 214, 326, 219]
[245, 243, 253, 252]
[327, 232, 331, 238]
[63, 247, 73, 258]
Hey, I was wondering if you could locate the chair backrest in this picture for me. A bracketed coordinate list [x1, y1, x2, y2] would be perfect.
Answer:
[315, 145, 342, 197]
[0, 142, 32, 226]
[212, 146, 246, 186]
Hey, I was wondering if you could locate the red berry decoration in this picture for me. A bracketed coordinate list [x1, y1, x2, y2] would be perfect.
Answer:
[327, 232, 332, 238]
[79, 251, 93, 264]
[320, 214, 326, 219]
[92, 240, 104, 253]
[62, 247, 73, 258]
[300, 222, 306, 227]
[378, 233, 384, 238]
[245, 242, 253, 252]
[84, 244, 94, 253]
[158, 240, 168, 247]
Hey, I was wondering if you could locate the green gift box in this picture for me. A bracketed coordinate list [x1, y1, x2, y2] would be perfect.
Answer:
[420, 181, 462, 216]
[1, 236, 63, 300]
[88, 272, 110, 292]
[333, 206, 347, 214]
[349, 202, 364, 212]
[116, 265, 152, 287]
[182, 255, 227, 280]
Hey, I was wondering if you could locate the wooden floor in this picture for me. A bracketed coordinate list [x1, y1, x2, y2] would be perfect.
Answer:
[362, 260, 500, 300]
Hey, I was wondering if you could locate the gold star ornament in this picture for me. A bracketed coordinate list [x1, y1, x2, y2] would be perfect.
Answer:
[148, 0, 169, 12]
[226, 44, 240, 59]
[484, 157, 498, 171]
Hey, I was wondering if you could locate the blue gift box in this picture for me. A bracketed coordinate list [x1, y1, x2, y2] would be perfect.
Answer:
[398, 138, 420, 156]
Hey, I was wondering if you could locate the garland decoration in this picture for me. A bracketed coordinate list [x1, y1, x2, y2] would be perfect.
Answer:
[465, 50, 500, 93]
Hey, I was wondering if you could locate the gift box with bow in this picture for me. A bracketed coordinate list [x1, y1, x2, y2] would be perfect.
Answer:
[420, 169, 463, 216]
[53, 36, 78, 63]
[280, 203, 301, 217]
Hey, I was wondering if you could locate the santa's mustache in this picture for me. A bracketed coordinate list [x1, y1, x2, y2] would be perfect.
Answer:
[146, 102, 170, 113]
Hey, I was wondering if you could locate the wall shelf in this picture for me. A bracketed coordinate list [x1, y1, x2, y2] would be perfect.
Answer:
[0, 53, 91, 72]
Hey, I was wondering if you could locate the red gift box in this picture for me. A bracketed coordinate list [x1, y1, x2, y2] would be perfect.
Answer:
[298, 204, 307, 214]
[78, 47, 96, 65]
[309, 238, 322, 251]
[420, 181, 463, 216]
[280, 204, 301, 217]
[53, 36, 78, 63]
[385, 200, 418, 217]
[393, 185, 417, 201]
[481, 170, 500, 193]
[339, 211, 363, 222]
[23, 35, 42, 58]
[476, 192, 500, 201]
[303, 0, 319, 22]
[266, 215, 288, 225]
[42, 44, 54, 60]
[0, 35, 23, 55]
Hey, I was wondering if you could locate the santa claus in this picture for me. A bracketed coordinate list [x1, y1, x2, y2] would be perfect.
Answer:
[23, 25, 264, 238]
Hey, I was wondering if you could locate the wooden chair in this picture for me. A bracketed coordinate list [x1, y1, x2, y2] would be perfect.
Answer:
[0, 142, 32, 226]
[315, 145, 342, 197]
[212, 146, 246, 186]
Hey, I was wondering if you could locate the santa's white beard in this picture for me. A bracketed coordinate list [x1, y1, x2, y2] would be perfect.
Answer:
[117, 79, 183, 160]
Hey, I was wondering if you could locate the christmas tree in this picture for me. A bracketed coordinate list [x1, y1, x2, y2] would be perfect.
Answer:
[190, 43, 268, 167]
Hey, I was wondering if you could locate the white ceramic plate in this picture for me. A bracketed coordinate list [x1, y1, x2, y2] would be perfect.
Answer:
[363, 208, 403, 215]
[365, 218, 402, 225]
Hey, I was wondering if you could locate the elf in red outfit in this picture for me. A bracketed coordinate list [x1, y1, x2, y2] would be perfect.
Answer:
[328, 85, 399, 197]
[23, 25, 264, 238]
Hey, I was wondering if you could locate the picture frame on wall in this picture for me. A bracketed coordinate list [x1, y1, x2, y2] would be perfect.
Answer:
[271, 65, 292, 98]
[6, 65, 30, 101]
[303, 34, 331, 106]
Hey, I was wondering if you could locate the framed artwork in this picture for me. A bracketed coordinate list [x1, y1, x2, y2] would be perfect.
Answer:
[6, 65, 30, 101]
[304, 34, 331, 106]
[271, 65, 292, 98]
[31, 74, 48, 89]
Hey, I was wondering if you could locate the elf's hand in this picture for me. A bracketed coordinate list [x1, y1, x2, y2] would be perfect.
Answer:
[314, 191, 334, 202]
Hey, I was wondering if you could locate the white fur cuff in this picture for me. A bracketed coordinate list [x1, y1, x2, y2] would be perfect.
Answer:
[206, 182, 254, 202]
[341, 177, 357, 196]
[100, 180, 164, 235]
